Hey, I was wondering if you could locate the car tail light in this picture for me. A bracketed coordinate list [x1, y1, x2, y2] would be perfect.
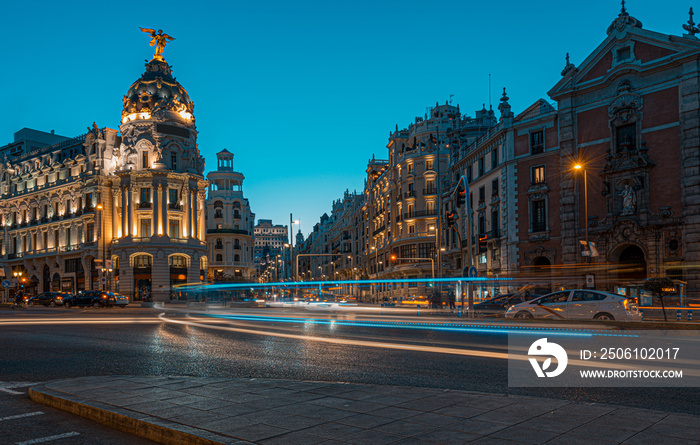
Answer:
[102, 295, 108, 299]
[623, 299, 629, 310]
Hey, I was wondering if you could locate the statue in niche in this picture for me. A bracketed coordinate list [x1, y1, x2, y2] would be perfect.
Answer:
[620, 184, 636, 215]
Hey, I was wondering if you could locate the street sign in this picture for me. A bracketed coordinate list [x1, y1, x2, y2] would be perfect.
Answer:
[468, 266, 478, 278]
[1, 280, 10, 288]
[100, 277, 107, 283]
[586, 274, 595, 288]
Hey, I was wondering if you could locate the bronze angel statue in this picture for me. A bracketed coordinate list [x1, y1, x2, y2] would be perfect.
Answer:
[140, 28, 175, 61]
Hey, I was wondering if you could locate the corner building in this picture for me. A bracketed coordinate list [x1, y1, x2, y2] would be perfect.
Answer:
[113, 57, 208, 301]
[0, 53, 208, 301]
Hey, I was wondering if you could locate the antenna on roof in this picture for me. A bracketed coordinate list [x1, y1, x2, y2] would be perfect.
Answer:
[488, 73, 492, 109]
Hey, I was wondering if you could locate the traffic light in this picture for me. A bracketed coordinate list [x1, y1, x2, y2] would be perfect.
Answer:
[455, 182, 466, 208]
[478, 234, 488, 253]
[445, 211, 456, 227]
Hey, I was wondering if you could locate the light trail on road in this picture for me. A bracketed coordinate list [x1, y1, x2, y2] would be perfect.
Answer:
[0, 317, 163, 326]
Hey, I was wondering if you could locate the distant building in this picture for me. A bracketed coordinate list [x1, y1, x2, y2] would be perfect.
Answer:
[205, 149, 255, 281]
[254, 219, 288, 281]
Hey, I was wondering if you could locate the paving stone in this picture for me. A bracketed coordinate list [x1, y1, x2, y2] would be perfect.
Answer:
[446, 419, 511, 436]
[342, 428, 404, 445]
[517, 416, 580, 434]
[369, 406, 425, 419]
[413, 427, 482, 444]
[544, 434, 618, 444]
[490, 425, 560, 444]
[409, 412, 463, 427]
[301, 421, 364, 439]
[568, 423, 638, 443]
[334, 413, 395, 429]
[374, 420, 439, 437]
[642, 422, 700, 441]
[225, 423, 290, 442]
[433, 404, 488, 419]
[259, 430, 328, 445]
[623, 431, 700, 445]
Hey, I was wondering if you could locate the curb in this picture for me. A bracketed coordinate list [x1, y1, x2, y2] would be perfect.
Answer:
[28, 384, 252, 445]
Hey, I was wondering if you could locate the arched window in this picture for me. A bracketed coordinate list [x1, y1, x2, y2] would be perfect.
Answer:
[215, 238, 223, 249]
[234, 254, 240, 262]
[214, 201, 223, 208]
[216, 254, 223, 262]
[133, 254, 152, 268]
[200, 256, 207, 270]
[169, 255, 189, 268]
[233, 201, 241, 209]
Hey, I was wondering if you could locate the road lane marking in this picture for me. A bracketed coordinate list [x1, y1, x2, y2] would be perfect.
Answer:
[0, 318, 162, 326]
[0, 388, 24, 395]
[0, 412, 44, 421]
[16, 432, 80, 444]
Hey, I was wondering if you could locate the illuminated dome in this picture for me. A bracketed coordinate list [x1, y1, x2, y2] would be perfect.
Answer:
[121, 59, 194, 124]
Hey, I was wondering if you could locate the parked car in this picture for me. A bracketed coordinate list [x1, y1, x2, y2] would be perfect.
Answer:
[504, 289, 641, 321]
[30, 292, 68, 307]
[64, 291, 129, 308]
[474, 293, 540, 317]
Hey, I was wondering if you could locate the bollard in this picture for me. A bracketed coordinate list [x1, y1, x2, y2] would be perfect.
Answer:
[676, 310, 682, 321]
[688, 310, 693, 322]
[417, 309, 420, 316]
[640, 310, 643, 322]
[458, 307, 462, 317]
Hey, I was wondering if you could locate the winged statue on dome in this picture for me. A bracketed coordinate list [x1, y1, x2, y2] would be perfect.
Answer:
[140, 28, 175, 61]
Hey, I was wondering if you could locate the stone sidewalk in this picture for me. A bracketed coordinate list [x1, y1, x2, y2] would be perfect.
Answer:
[28, 376, 700, 444]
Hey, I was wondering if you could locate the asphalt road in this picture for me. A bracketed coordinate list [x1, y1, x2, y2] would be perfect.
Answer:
[1, 305, 699, 418]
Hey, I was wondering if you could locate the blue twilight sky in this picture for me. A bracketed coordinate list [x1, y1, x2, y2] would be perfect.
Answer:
[0, 0, 690, 238]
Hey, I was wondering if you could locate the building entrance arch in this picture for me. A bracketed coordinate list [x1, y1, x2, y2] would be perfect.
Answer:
[615, 244, 647, 282]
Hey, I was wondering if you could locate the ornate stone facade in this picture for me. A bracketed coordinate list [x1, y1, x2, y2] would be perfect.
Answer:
[0, 50, 209, 301]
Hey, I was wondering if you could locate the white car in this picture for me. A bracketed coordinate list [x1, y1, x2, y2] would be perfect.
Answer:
[504, 289, 642, 322]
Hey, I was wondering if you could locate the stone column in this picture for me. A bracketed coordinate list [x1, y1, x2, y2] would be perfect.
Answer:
[161, 184, 168, 238]
[113, 189, 120, 238]
[192, 190, 198, 240]
[128, 186, 134, 237]
[185, 186, 191, 239]
[153, 182, 160, 236]
[121, 186, 128, 237]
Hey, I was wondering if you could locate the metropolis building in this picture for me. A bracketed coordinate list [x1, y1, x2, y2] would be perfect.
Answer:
[0, 40, 208, 301]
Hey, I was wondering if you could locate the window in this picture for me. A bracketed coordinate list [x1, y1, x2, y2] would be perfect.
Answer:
[532, 165, 545, 185]
[234, 254, 240, 262]
[616, 46, 631, 62]
[86, 223, 94, 242]
[140, 187, 151, 204]
[418, 243, 435, 259]
[66, 199, 72, 214]
[134, 255, 152, 268]
[539, 291, 570, 304]
[617, 123, 636, 151]
[491, 178, 499, 198]
[142, 151, 149, 169]
[140, 219, 152, 237]
[478, 186, 485, 204]
[491, 208, 499, 237]
[216, 254, 223, 262]
[169, 255, 187, 268]
[407, 163, 414, 174]
[168, 189, 178, 205]
[531, 200, 546, 232]
[478, 158, 484, 177]
[466, 164, 472, 183]
[85, 193, 93, 209]
[169, 219, 180, 238]
[171, 153, 177, 170]
[215, 238, 223, 249]
[408, 225, 415, 234]
[491, 148, 498, 168]
[426, 159, 434, 171]
[530, 130, 544, 155]
[400, 244, 416, 258]
[426, 201, 435, 214]
[66, 228, 71, 245]
[478, 214, 485, 235]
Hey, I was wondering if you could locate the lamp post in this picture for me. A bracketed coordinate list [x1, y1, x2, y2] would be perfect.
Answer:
[574, 163, 589, 261]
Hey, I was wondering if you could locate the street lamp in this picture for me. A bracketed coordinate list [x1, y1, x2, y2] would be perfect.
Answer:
[573, 163, 589, 260]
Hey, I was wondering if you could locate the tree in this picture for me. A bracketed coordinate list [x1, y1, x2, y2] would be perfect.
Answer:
[644, 277, 674, 322]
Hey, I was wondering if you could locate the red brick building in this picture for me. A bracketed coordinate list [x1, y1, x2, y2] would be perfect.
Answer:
[548, 8, 700, 297]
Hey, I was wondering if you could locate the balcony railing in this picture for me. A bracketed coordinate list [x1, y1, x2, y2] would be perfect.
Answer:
[138, 202, 152, 209]
[423, 188, 437, 195]
[404, 190, 416, 198]
[207, 228, 249, 235]
[372, 225, 385, 236]
[169, 202, 181, 210]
